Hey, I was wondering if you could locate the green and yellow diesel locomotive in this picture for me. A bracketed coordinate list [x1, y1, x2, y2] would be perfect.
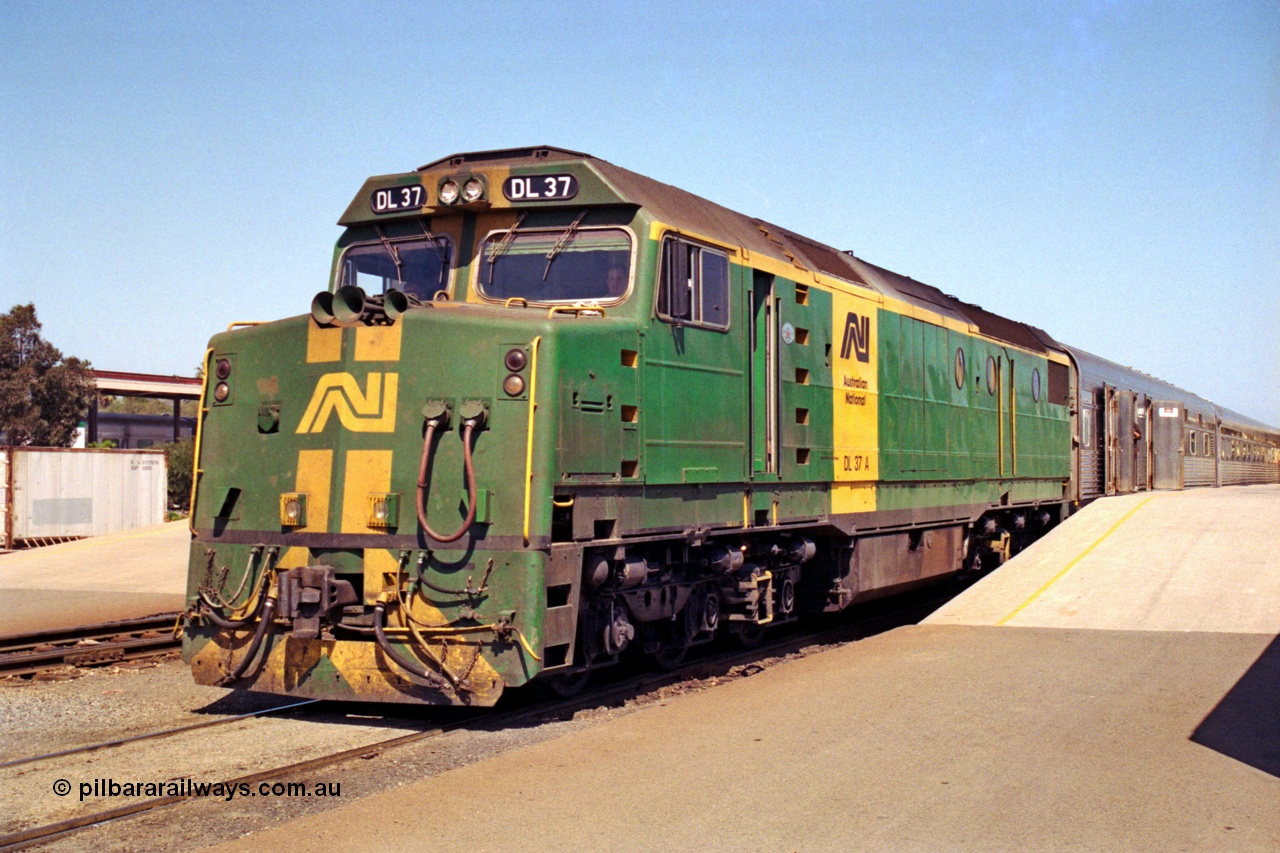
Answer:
[182, 146, 1084, 705]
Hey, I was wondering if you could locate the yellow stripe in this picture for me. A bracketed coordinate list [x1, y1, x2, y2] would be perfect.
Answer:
[996, 497, 1157, 626]
[307, 321, 342, 363]
[363, 548, 400, 604]
[295, 450, 333, 533]
[354, 324, 402, 361]
[188, 347, 213, 533]
[341, 450, 393, 533]
[645, 219, 1068, 362]
[522, 336, 541, 546]
[276, 546, 310, 569]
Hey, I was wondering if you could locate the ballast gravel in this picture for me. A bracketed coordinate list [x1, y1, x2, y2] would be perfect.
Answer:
[0, 644, 837, 852]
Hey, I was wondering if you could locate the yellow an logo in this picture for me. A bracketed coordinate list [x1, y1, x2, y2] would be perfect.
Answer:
[296, 373, 399, 434]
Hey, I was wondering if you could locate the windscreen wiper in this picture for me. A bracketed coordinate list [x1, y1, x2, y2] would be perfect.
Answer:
[486, 212, 529, 285]
[542, 209, 588, 281]
[374, 225, 404, 288]
[417, 223, 450, 288]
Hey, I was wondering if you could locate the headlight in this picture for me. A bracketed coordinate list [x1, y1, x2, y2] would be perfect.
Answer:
[215, 358, 232, 379]
[503, 374, 526, 397]
[366, 493, 399, 529]
[213, 382, 230, 403]
[439, 180, 460, 204]
[462, 177, 485, 202]
[280, 493, 307, 527]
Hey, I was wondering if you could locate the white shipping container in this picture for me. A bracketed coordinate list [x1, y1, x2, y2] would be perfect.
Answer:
[4, 448, 167, 546]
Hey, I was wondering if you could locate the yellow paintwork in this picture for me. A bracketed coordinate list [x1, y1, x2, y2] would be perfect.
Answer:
[646, 219, 1071, 365]
[276, 546, 310, 569]
[190, 629, 505, 706]
[362, 548, 400, 605]
[522, 336, 541, 546]
[354, 323, 402, 361]
[306, 321, 343, 363]
[294, 450, 332, 533]
[341, 450, 393, 533]
[296, 372, 399, 434]
[830, 288, 880, 513]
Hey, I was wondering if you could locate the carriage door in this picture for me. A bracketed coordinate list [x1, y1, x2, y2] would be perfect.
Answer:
[1151, 402, 1185, 490]
[750, 270, 780, 478]
[1103, 385, 1118, 495]
[1116, 391, 1136, 494]
[1137, 396, 1152, 490]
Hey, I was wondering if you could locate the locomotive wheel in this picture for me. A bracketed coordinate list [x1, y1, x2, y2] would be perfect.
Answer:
[544, 670, 590, 698]
[652, 642, 687, 671]
[733, 624, 767, 649]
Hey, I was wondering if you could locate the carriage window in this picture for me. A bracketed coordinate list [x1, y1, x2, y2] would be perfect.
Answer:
[339, 236, 452, 301]
[1189, 431, 1197, 455]
[477, 227, 632, 303]
[1081, 406, 1094, 448]
[1031, 367, 1042, 403]
[954, 348, 966, 390]
[657, 237, 730, 330]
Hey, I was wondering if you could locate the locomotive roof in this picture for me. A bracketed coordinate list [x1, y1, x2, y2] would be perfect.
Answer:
[356, 146, 1067, 355]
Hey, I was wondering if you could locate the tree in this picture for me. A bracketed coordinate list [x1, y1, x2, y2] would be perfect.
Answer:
[0, 304, 95, 446]
[158, 437, 194, 512]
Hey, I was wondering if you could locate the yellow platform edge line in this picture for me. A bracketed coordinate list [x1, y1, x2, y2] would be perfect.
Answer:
[995, 496, 1158, 627]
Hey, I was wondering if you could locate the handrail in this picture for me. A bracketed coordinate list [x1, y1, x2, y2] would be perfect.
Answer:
[225, 322, 264, 331]
[522, 336, 542, 546]
[188, 348, 213, 533]
[548, 305, 605, 319]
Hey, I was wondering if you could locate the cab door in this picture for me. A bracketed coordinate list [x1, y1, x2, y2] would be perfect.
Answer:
[750, 270, 780, 479]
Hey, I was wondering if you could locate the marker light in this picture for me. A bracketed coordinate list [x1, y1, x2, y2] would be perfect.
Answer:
[280, 493, 307, 527]
[503, 373, 526, 397]
[366, 493, 400, 529]
[462, 177, 485, 202]
[504, 348, 527, 371]
[215, 358, 232, 379]
[439, 180, 460, 204]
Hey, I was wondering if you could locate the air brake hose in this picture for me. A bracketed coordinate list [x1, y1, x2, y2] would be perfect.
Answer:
[416, 417, 480, 543]
[218, 597, 277, 686]
[373, 602, 450, 689]
[198, 591, 264, 629]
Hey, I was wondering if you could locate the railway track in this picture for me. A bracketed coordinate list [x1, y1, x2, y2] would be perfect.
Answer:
[0, 584, 953, 851]
[0, 615, 181, 678]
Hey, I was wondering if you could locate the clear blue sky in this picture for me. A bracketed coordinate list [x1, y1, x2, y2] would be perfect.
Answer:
[3, 1, 1277, 425]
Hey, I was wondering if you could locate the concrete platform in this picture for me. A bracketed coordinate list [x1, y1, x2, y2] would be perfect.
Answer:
[210, 624, 1280, 852]
[207, 486, 1280, 852]
[927, 484, 1280, 632]
[0, 521, 189, 634]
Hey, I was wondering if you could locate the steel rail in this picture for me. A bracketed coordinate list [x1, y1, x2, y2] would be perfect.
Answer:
[0, 699, 322, 770]
[0, 615, 181, 678]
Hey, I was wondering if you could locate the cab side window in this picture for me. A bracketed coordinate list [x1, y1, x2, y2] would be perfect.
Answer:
[658, 237, 730, 330]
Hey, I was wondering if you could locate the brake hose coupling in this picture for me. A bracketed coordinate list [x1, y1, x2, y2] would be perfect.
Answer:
[458, 399, 488, 430]
[422, 400, 451, 430]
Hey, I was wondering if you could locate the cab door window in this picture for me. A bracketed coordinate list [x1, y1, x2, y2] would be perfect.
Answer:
[657, 237, 730, 330]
